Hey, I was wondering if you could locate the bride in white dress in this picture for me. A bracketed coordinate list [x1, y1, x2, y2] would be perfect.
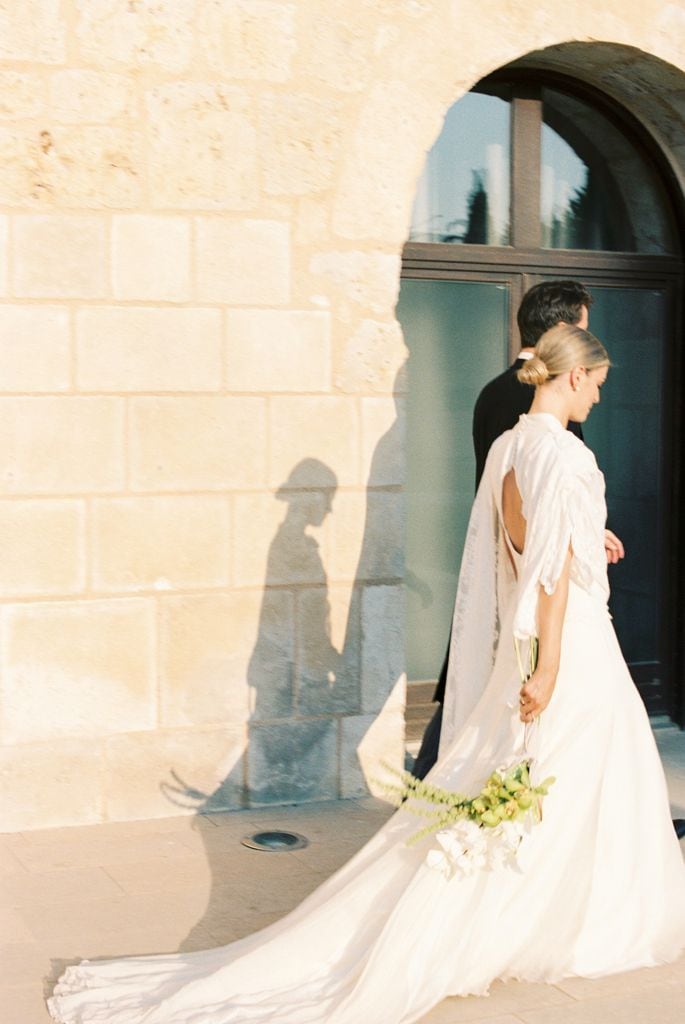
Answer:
[48, 324, 685, 1024]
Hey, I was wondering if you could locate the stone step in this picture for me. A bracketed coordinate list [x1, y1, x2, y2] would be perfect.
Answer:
[405, 702, 435, 723]
[405, 680, 438, 750]
[406, 679, 437, 707]
[405, 718, 431, 743]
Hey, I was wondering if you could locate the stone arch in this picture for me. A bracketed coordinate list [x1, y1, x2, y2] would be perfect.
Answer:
[507, 42, 685, 217]
[396, 38, 685, 734]
[331, 30, 685, 249]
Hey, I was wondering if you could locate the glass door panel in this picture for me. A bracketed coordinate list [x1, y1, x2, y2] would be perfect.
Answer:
[396, 279, 509, 682]
[540, 88, 677, 254]
[579, 286, 666, 711]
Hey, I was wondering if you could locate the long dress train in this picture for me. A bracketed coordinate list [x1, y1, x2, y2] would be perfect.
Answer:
[48, 414, 685, 1024]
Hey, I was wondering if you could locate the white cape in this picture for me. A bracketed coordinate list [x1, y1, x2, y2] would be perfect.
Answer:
[441, 412, 609, 752]
[49, 414, 685, 1024]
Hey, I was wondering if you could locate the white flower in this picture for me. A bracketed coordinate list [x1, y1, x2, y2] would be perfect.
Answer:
[425, 817, 529, 879]
[425, 823, 487, 878]
[487, 822, 523, 870]
[425, 847, 454, 878]
[499, 820, 524, 848]
[426, 829, 462, 878]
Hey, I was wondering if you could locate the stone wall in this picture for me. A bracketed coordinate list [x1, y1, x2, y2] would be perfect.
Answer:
[1, 1, 684, 830]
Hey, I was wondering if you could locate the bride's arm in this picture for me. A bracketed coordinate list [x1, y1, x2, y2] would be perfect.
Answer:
[519, 545, 572, 723]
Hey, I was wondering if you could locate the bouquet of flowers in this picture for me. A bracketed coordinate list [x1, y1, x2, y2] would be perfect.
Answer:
[383, 760, 555, 879]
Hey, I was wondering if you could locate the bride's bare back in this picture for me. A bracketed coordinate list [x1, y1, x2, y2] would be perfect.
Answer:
[502, 467, 526, 556]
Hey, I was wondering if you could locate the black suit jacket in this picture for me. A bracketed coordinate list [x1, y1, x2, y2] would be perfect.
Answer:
[433, 358, 583, 703]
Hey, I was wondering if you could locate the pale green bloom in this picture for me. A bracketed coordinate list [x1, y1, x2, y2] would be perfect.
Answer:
[380, 760, 555, 879]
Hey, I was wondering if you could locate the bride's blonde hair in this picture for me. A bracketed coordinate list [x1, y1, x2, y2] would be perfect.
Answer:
[517, 323, 610, 387]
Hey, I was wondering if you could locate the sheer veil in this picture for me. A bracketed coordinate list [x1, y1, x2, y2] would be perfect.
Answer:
[439, 431, 512, 755]
[439, 415, 608, 756]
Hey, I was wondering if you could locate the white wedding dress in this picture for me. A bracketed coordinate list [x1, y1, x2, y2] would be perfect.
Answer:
[48, 414, 685, 1024]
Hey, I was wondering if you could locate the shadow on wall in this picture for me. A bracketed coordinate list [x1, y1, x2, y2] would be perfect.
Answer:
[161, 458, 346, 814]
[161, 370, 406, 950]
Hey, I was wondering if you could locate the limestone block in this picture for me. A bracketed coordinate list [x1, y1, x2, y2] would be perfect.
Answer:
[323, 490, 364, 582]
[76, 307, 221, 391]
[160, 589, 294, 727]
[0, 215, 6, 295]
[0, 72, 45, 119]
[198, 1, 297, 81]
[247, 589, 296, 720]
[0, 397, 125, 494]
[269, 396, 359, 487]
[195, 219, 290, 305]
[49, 70, 135, 124]
[295, 198, 329, 246]
[333, 81, 435, 242]
[0, 1, 66, 62]
[361, 584, 406, 714]
[0, 127, 48, 206]
[335, 319, 407, 394]
[53, 125, 142, 209]
[296, 585, 361, 716]
[0, 305, 70, 392]
[0, 740, 104, 832]
[92, 495, 231, 592]
[259, 93, 344, 196]
[112, 216, 191, 302]
[248, 719, 338, 805]
[361, 396, 406, 486]
[130, 396, 266, 491]
[339, 708, 405, 799]
[233, 491, 331, 587]
[146, 84, 257, 210]
[12, 215, 107, 298]
[0, 126, 143, 209]
[226, 310, 330, 391]
[0, 127, 44, 205]
[1, 598, 156, 743]
[0, 499, 84, 597]
[295, 8, 375, 93]
[309, 251, 400, 314]
[327, 490, 405, 582]
[104, 726, 247, 821]
[74, 0, 195, 71]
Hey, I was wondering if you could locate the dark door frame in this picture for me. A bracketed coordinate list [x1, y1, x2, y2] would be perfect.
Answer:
[401, 66, 685, 725]
[400, 255, 684, 725]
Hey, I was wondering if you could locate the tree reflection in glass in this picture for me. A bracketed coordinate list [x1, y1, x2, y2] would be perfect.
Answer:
[409, 91, 510, 246]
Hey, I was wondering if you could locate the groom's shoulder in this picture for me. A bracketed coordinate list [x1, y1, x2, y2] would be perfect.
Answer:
[475, 363, 530, 412]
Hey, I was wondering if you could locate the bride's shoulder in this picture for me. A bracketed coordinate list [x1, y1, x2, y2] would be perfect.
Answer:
[552, 430, 597, 476]
[546, 438, 599, 488]
[517, 416, 598, 485]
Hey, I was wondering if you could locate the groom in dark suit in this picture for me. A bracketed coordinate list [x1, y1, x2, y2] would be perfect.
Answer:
[472, 282, 587, 487]
[413, 280, 610, 777]
[413, 280, 685, 839]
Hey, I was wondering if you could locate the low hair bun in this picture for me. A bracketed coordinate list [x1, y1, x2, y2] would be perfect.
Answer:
[517, 356, 549, 387]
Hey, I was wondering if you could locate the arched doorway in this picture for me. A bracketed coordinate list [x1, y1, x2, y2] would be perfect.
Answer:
[398, 69, 685, 724]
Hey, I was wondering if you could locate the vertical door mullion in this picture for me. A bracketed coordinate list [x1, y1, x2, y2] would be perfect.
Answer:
[508, 274, 526, 360]
[511, 88, 542, 250]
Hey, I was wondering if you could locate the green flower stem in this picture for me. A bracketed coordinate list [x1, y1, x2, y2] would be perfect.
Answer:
[377, 761, 555, 846]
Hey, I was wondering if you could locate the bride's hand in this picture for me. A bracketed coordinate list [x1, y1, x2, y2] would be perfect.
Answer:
[519, 669, 556, 723]
[604, 528, 625, 564]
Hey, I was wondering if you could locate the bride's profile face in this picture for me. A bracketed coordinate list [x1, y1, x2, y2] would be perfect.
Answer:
[572, 364, 608, 421]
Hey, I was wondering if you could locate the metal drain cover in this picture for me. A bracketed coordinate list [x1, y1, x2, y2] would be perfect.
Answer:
[241, 830, 309, 852]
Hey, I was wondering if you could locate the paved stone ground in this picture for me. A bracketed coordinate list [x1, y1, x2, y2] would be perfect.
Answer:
[2, 727, 684, 1024]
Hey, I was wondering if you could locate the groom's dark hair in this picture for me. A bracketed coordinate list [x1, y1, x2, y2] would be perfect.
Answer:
[517, 280, 593, 347]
